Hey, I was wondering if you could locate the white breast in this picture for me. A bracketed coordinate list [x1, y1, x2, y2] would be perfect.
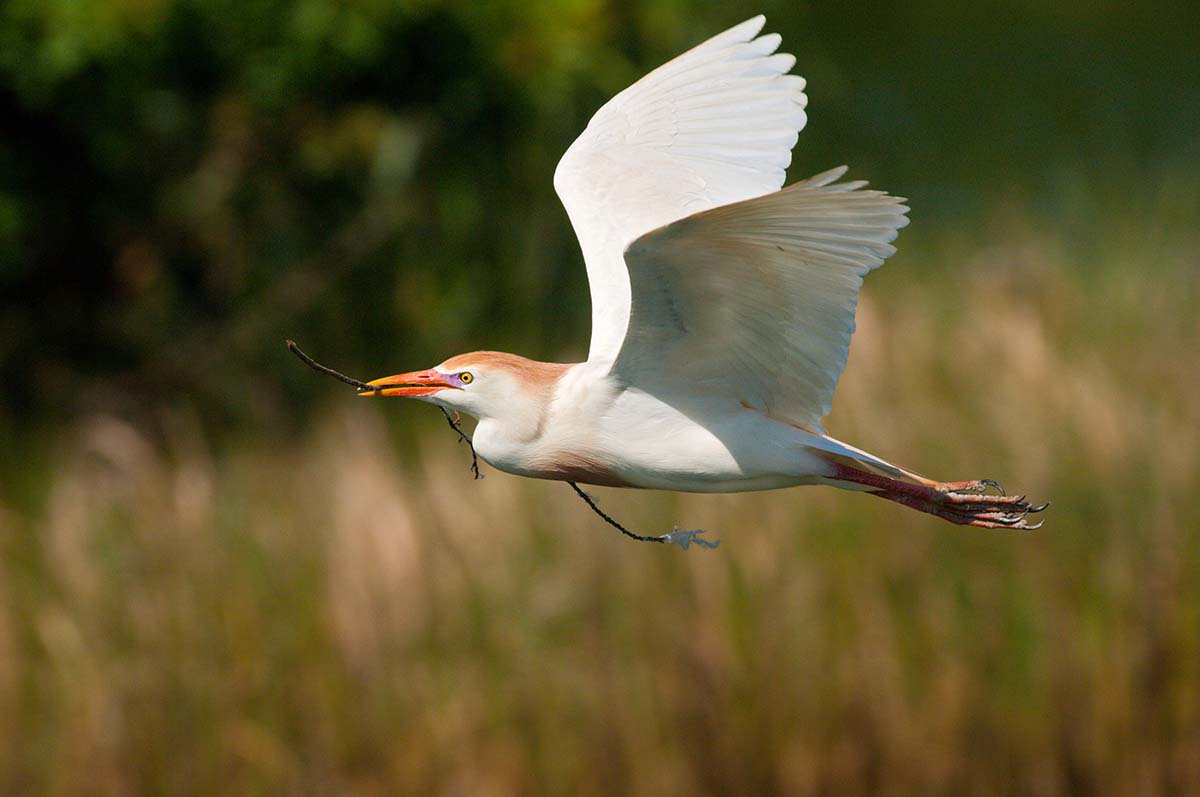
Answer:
[476, 363, 830, 493]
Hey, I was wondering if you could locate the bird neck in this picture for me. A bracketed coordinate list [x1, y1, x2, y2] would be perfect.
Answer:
[458, 356, 578, 464]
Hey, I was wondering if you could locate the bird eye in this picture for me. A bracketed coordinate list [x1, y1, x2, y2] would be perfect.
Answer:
[460, 371, 474, 384]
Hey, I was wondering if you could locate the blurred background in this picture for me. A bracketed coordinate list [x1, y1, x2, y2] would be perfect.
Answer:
[2, 0, 1198, 793]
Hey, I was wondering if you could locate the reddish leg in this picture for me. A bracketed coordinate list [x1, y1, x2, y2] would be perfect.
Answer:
[827, 464, 1049, 530]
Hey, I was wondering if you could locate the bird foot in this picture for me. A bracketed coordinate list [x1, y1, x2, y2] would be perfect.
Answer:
[658, 527, 721, 550]
[932, 481, 1050, 530]
[938, 478, 1006, 496]
[825, 463, 1049, 531]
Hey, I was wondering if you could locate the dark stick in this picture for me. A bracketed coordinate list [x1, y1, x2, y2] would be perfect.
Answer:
[442, 409, 482, 480]
[286, 340, 375, 391]
[286, 340, 482, 479]
[567, 482, 666, 544]
[566, 482, 719, 549]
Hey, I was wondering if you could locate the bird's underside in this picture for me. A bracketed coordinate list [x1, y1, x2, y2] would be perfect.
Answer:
[464, 374, 1049, 533]
[472, 388, 1046, 532]
[520, 449, 1049, 532]
[322, 16, 1049, 548]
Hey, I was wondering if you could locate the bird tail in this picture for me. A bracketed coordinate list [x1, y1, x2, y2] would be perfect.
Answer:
[806, 433, 933, 489]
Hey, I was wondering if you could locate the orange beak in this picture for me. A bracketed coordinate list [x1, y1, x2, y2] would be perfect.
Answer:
[358, 369, 460, 398]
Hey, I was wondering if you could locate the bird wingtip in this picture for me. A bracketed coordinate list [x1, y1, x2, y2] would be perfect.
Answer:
[736, 14, 768, 41]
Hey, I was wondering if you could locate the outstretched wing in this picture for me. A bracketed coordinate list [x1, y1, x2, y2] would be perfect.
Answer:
[615, 167, 910, 431]
[554, 16, 808, 362]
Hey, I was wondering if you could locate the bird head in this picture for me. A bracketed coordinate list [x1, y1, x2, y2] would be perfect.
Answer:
[359, 350, 567, 424]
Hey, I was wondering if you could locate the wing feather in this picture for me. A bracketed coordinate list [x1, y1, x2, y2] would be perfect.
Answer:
[553, 16, 808, 361]
[614, 169, 909, 430]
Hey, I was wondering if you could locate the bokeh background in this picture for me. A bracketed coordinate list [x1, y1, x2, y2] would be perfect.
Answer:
[2, 0, 1198, 794]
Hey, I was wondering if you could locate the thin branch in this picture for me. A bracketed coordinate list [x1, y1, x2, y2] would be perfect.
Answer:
[567, 482, 665, 544]
[440, 408, 482, 480]
[286, 340, 375, 391]
[567, 482, 720, 550]
[286, 340, 482, 478]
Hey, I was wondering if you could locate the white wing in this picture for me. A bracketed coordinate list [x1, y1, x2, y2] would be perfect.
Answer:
[615, 167, 910, 431]
[554, 16, 808, 362]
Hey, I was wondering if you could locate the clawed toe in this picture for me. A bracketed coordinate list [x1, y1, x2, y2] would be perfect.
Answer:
[939, 478, 1008, 496]
[937, 488, 1049, 530]
[832, 464, 1048, 533]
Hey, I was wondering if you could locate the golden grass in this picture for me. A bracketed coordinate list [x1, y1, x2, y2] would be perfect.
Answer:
[2, 215, 1199, 795]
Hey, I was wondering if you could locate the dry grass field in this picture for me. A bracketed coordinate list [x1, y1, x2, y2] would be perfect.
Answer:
[2, 203, 1198, 794]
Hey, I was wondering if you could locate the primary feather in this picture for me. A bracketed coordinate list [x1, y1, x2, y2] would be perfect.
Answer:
[555, 17, 907, 430]
[617, 166, 909, 431]
[554, 15, 809, 362]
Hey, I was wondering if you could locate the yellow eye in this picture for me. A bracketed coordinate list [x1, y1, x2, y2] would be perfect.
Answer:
[460, 371, 474, 384]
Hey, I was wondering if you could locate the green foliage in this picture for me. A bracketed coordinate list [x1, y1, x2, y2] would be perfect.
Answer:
[1, 0, 1198, 428]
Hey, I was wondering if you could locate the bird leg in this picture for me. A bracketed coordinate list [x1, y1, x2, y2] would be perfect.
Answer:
[567, 483, 720, 550]
[937, 478, 1006, 495]
[827, 464, 1049, 530]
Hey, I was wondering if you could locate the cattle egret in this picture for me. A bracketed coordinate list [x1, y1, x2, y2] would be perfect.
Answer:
[357, 16, 1048, 545]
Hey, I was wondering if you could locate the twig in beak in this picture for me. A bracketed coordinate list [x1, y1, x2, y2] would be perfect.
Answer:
[286, 340, 483, 479]
[441, 409, 482, 480]
[286, 340, 376, 392]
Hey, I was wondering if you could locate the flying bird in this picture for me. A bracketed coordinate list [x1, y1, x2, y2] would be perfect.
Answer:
[355, 16, 1047, 545]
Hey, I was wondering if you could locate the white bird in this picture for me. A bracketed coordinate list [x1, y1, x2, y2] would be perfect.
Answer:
[357, 16, 1047, 545]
